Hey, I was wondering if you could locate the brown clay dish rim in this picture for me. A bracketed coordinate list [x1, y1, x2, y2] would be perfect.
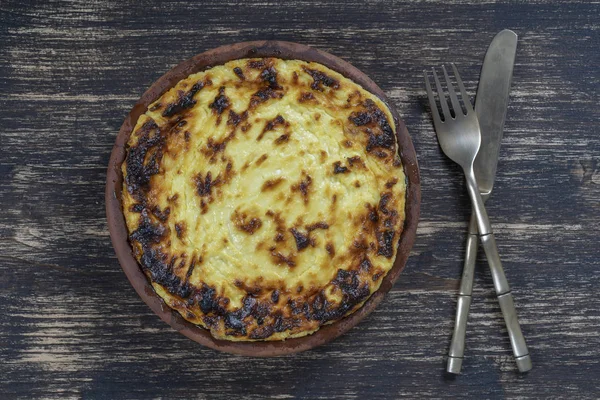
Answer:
[105, 40, 420, 357]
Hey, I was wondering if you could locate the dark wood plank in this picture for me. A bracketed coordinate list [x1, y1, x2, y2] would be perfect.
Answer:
[1, 0, 599, 398]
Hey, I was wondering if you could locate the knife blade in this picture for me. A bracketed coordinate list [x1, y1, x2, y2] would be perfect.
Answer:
[447, 30, 530, 374]
[474, 29, 518, 197]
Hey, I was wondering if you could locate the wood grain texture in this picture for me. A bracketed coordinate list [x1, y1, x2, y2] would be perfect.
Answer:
[1, 0, 599, 398]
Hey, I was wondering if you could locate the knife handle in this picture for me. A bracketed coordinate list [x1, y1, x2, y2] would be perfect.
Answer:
[480, 233, 532, 372]
[447, 214, 478, 374]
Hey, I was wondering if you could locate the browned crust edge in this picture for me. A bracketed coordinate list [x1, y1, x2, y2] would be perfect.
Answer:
[105, 40, 421, 357]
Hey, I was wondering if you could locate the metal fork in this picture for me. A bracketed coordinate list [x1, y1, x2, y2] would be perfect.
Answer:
[424, 64, 532, 373]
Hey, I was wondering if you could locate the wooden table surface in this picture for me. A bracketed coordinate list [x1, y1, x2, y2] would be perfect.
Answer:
[2, 0, 599, 398]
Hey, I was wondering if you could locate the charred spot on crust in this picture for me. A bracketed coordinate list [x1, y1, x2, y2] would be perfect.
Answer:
[195, 171, 220, 197]
[130, 203, 144, 213]
[250, 87, 283, 108]
[367, 204, 379, 223]
[163, 81, 204, 117]
[232, 211, 263, 234]
[299, 92, 315, 103]
[261, 177, 284, 192]
[274, 134, 289, 144]
[363, 196, 399, 260]
[266, 210, 287, 243]
[271, 290, 280, 304]
[353, 238, 369, 251]
[195, 172, 212, 196]
[233, 280, 263, 295]
[269, 115, 287, 129]
[260, 66, 281, 89]
[291, 174, 312, 204]
[199, 199, 208, 214]
[209, 86, 231, 115]
[377, 229, 395, 258]
[349, 111, 371, 126]
[257, 115, 286, 141]
[149, 102, 162, 112]
[223, 160, 235, 184]
[383, 209, 398, 230]
[227, 110, 245, 126]
[271, 251, 296, 267]
[203, 132, 235, 159]
[152, 205, 170, 222]
[249, 325, 275, 340]
[186, 258, 203, 282]
[170, 255, 188, 278]
[290, 228, 311, 251]
[125, 120, 164, 197]
[347, 156, 364, 168]
[202, 315, 218, 328]
[385, 178, 399, 188]
[141, 247, 191, 298]
[331, 194, 338, 212]
[233, 66, 245, 80]
[379, 192, 392, 215]
[359, 257, 372, 272]
[247, 59, 266, 69]
[366, 126, 395, 151]
[306, 222, 329, 232]
[345, 91, 363, 108]
[303, 67, 340, 91]
[319, 150, 328, 163]
[255, 153, 268, 166]
[333, 161, 349, 174]
[348, 99, 395, 152]
[222, 296, 272, 336]
[333, 270, 359, 295]
[325, 242, 335, 257]
[175, 222, 186, 239]
[195, 284, 223, 314]
[130, 211, 166, 245]
[288, 298, 307, 316]
[309, 269, 371, 323]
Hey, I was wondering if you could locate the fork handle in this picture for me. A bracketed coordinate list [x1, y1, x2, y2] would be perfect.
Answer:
[447, 214, 478, 374]
[464, 167, 532, 373]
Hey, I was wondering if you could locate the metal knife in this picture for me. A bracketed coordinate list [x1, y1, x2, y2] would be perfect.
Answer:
[447, 30, 531, 374]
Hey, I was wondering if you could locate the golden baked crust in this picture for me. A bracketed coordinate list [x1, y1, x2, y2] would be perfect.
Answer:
[122, 58, 406, 341]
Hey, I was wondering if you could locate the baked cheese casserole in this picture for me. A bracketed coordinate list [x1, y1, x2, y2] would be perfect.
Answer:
[122, 58, 406, 341]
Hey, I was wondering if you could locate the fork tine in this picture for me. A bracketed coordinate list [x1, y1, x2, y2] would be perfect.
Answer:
[442, 65, 463, 116]
[424, 70, 443, 127]
[451, 63, 473, 113]
[432, 67, 451, 120]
